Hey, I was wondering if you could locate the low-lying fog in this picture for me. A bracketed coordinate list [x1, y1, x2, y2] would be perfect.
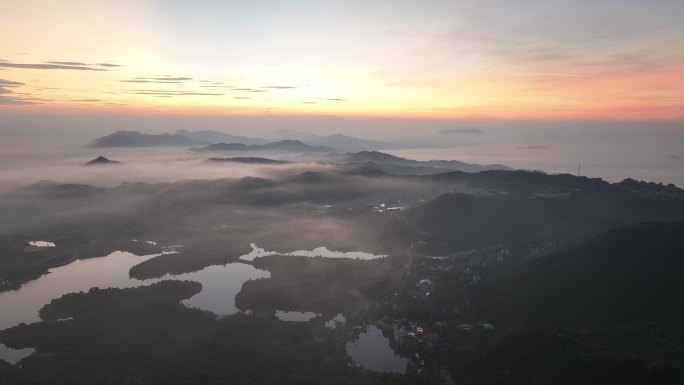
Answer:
[1, 116, 683, 191]
[0, 143, 338, 193]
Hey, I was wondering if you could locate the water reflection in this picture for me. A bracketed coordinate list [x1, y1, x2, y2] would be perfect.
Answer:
[346, 325, 407, 374]
[239, 243, 387, 262]
[28, 241, 55, 247]
[0, 252, 157, 330]
[0, 252, 270, 363]
[275, 310, 319, 322]
[0, 344, 34, 365]
[160, 264, 269, 317]
[0, 251, 158, 364]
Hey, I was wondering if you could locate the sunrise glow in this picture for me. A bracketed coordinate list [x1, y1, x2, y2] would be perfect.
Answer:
[1, 1, 683, 120]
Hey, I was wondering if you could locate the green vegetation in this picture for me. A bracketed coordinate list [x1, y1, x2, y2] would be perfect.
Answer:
[238, 255, 402, 315]
[2, 170, 684, 383]
[0, 281, 410, 385]
[435, 324, 684, 385]
[0, 234, 159, 291]
[472, 221, 684, 327]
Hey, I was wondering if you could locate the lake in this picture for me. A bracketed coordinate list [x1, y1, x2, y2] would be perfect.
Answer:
[0, 251, 270, 364]
[275, 310, 319, 322]
[346, 325, 408, 374]
[160, 263, 270, 316]
[239, 243, 387, 262]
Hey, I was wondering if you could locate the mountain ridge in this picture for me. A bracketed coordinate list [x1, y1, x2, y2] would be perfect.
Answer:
[84, 156, 121, 166]
[192, 140, 333, 153]
[472, 220, 684, 328]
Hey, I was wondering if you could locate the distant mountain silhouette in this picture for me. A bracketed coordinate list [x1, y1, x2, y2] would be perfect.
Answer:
[205, 157, 291, 165]
[92, 131, 199, 147]
[92, 130, 268, 147]
[88, 129, 357, 151]
[313, 133, 404, 151]
[271, 129, 432, 151]
[175, 130, 266, 145]
[270, 129, 321, 143]
[328, 151, 511, 175]
[194, 143, 252, 151]
[193, 140, 332, 153]
[84, 156, 121, 166]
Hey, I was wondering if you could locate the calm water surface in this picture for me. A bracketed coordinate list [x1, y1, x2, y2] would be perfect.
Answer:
[0, 251, 269, 364]
[346, 325, 408, 374]
[239, 243, 386, 262]
[275, 310, 319, 322]
[160, 263, 269, 316]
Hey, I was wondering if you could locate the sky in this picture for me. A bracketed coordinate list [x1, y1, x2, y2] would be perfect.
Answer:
[1, 0, 683, 120]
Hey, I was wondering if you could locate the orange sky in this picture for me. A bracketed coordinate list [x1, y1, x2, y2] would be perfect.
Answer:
[1, 0, 683, 120]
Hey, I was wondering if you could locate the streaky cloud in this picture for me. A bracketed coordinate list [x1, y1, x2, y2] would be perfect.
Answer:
[127, 89, 224, 96]
[0, 95, 35, 105]
[120, 80, 184, 84]
[148, 76, 192, 81]
[0, 59, 107, 71]
[46, 61, 87, 66]
[0, 79, 25, 90]
[0, 78, 35, 104]
[0, 79, 25, 87]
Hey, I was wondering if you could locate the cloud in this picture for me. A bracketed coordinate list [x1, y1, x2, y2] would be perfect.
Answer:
[264, 86, 297, 89]
[0, 78, 36, 104]
[439, 127, 484, 135]
[72, 99, 102, 102]
[326, 98, 346, 102]
[516, 145, 549, 150]
[47, 61, 88, 66]
[0, 79, 25, 87]
[120, 76, 192, 84]
[201, 84, 235, 89]
[120, 80, 184, 84]
[0, 59, 107, 71]
[0, 96, 35, 105]
[150, 76, 192, 81]
[127, 89, 224, 96]
[97, 63, 121, 68]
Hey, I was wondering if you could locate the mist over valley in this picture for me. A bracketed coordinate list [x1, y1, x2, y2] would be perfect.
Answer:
[1, 125, 683, 384]
[2, 1, 684, 383]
